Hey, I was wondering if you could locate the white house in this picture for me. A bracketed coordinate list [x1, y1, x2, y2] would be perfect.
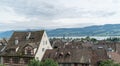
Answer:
[0, 30, 52, 66]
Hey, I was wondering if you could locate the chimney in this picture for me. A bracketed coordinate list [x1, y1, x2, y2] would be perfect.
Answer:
[26, 32, 31, 40]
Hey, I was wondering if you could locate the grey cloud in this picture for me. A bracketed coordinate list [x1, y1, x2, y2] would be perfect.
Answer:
[7, 0, 58, 18]
[0, 0, 117, 19]
[0, 0, 119, 31]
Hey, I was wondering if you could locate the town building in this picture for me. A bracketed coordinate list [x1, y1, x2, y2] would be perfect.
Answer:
[0, 30, 52, 66]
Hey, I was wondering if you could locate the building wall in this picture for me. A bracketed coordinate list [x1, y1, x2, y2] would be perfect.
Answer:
[35, 31, 52, 61]
[0, 57, 3, 64]
[2, 57, 33, 66]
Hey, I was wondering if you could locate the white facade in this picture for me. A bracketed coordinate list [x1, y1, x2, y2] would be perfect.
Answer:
[35, 31, 52, 61]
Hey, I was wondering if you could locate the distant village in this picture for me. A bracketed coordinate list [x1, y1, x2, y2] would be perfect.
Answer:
[0, 30, 120, 66]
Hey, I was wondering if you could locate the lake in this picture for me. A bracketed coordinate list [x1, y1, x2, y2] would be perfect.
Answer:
[49, 36, 120, 40]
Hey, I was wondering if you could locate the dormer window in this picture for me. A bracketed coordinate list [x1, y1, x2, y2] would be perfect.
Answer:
[66, 52, 71, 55]
[25, 46, 34, 55]
[15, 37, 19, 45]
[59, 52, 64, 56]
[65, 52, 71, 57]
[15, 39, 19, 45]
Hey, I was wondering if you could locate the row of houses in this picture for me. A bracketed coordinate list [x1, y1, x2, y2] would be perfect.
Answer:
[48, 38, 120, 66]
[0, 30, 120, 66]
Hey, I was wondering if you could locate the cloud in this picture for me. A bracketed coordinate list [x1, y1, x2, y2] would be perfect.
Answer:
[0, 6, 29, 23]
[0, 0, 120, 31]
[1, 0, 118, 19]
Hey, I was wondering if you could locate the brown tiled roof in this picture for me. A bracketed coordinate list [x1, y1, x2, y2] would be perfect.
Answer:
[8, 30, 44, 45]
[52, 39, 65, 48]
[42, 48, 92, 64]
[91, 48, 109, 66]
[1, 30, 44, 57]
[116, 43, 120, 54]
[93, 48, 108, 60]
[99, 41, 116, 50]
[52, 39, 83, 49]
[107, 52, 120, 63]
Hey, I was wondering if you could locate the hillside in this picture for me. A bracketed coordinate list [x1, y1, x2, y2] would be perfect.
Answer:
[1, 24, 120, 38]
[47, 24, 120, 37]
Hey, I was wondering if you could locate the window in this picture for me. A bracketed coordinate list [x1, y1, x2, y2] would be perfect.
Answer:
[62, 64, 71, 66]
[15, 39, 19, 45]
[42, 48, 45, 52]
[74, 63, 78, 66]
[12, 57, 20, 64]
[47, 46, 49, 49]
[24, 58, 31, 64]
[29, 37, 34, 39]
[43, 41, 45, 45]
[27, 50, 32, 55]
[46, 41, 47, 45]
[25, 46, 34, 55]
[36, 57, 39, 60]
[4, 57, 10, 63]
[82, 64, 88, 66]
[43, 40, 47, 45]
[9, 49, 16, 54]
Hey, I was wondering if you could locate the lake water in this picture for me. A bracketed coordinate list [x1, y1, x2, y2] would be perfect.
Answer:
[49, 36, 120, 40]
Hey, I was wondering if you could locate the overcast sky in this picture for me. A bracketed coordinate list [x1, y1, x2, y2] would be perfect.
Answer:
[0, 0, 120, 31]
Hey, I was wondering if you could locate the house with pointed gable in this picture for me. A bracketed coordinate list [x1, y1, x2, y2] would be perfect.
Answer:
[0, 30, 52, 66]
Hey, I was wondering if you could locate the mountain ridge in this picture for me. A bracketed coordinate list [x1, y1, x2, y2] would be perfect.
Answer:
[1, 24, 120, 38]
[47, 24, 120, 37]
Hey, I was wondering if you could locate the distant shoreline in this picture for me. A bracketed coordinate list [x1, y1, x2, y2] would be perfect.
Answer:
[49, 36, 120, 40]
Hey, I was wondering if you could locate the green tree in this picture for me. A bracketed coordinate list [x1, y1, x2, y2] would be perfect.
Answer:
[106, 37, 120, 42]
[99, 60, 114, 66]
[114, 64, 120, 66]
[28, 59, 41, 66]
[42, 59, 58, 66]
[99, 60, 120, 66]
[85, 36, 90, 41]
[0, 64, 5, 66]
